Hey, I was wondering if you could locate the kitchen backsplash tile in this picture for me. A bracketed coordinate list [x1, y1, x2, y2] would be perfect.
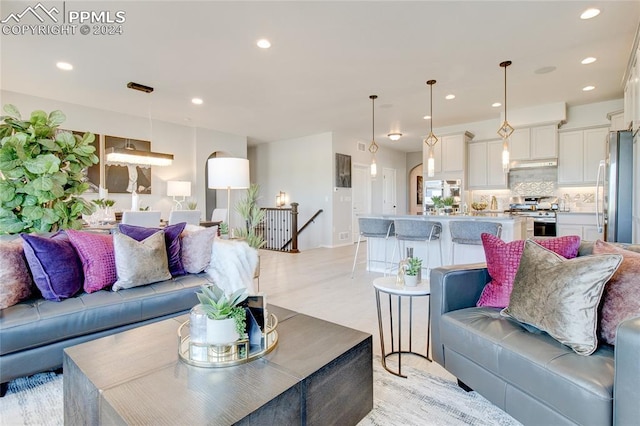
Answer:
[508, 167, 557, 196]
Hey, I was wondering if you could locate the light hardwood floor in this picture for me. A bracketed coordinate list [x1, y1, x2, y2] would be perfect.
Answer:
[257, 242, 455, 380]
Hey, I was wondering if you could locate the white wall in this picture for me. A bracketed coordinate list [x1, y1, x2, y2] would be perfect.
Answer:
[249, 132, 333, 250]
[194, 127, 247, 229]
[2, 90, 247, 222]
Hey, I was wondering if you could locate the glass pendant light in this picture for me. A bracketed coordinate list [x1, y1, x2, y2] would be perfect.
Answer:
[497, 60, 514, 173]
[368, 95, 379, 178]
[424, 80, 438, 178]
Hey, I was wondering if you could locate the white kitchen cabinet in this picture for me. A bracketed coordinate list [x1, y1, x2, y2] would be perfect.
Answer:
[509, 125, 557, 161]
[557, 127, 608, 185]
[531, 125, 558, 158]
[428, 131, 473, 180]
[608, 110, 626, 131]
[557, 212, 603, 241]
[466, 139, 506, 189]
[467, 142, 487, 187]
[508, 128, 530, 161]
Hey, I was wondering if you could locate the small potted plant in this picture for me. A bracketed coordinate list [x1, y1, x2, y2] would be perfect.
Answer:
[187, 200, 198, 210]
[430, 195, 444, 215]
[443, 196, 455, 214]
[196, 284, 248, 345]
[404, 257, 422, 287]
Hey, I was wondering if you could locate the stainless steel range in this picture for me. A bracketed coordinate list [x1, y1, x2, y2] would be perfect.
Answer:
[508, 196, 558, 238]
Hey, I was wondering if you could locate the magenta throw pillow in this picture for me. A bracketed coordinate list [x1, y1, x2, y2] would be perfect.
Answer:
[477, 234, 581, 308]
[118, 222, 186, 276]
[21, 232, 83, 301]
[66, 229, 117, 293]
[593, 240, 640, 345]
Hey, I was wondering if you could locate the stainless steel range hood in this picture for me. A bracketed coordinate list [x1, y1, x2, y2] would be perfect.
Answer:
[509, 159, 557, 169]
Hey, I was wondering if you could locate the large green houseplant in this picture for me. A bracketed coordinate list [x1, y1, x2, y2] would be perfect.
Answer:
[0, 105, 98, 234]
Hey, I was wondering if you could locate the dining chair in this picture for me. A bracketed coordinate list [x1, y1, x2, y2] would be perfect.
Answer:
[168, 210, 201, 226]
[120, 211, 162, 228]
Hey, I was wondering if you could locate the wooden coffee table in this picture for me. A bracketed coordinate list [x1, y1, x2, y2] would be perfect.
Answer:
[63, 305, 372, 425]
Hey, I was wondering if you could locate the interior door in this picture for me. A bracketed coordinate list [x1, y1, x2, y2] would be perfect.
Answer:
[352, 164, 371, 241]
[383, 167, 397, 215]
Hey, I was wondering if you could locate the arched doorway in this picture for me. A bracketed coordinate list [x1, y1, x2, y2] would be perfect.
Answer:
[204, 151, 232, 221]
[409, 164, 423, 215]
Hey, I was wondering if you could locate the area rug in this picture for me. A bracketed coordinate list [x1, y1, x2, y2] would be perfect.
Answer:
[0, 360, 520, 425]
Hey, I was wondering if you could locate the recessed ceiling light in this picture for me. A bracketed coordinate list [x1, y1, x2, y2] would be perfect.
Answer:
[582, 85, 596, 91]
[257, 39, 271, 49]
[387, 133, 402, 141]
[423, 115, 431, 120]
[581, 57, 597, 65]
[580, 8, 600, 19]
[445, 94, 455, 100]
[492, 102, 502, 108]
[191, 98, 203, 105]
[534, 66, 556, 74]
[56, 61, 73, 71]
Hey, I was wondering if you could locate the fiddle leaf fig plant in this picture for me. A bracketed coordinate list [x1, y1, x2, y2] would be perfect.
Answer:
[0, 105, 99, 234]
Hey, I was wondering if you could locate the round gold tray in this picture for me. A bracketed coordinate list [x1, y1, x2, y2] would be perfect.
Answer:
[178, 313, 278, 368]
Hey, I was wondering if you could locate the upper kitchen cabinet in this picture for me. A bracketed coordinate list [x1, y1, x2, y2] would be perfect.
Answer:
[557, 126, 608, 185]
[467, 139, 507, 189]
[509, 124, 558, 162]
[425, 131, 473, 180]
[608, 110, 627, 131]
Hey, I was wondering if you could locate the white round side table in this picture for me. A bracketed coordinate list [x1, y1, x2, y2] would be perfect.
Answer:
[373, 276, 431, 378]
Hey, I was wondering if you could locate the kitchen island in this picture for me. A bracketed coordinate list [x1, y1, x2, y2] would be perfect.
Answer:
[358, 213, 526, 272]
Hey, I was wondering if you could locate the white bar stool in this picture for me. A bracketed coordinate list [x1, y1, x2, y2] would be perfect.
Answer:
[392, 219, 443, 276]
[449, 221, 502, 264]
[351, 218, 395, 278]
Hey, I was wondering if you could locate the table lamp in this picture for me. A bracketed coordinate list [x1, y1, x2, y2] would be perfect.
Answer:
[167, 180, 191, 210]
[207, 158, 250, 227]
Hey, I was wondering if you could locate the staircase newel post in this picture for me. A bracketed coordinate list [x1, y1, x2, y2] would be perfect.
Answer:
[290, 202, 300, 253]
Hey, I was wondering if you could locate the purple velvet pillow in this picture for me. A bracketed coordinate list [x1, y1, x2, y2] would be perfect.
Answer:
[118, 222, 187, 276]
[21, 232, 83, 301]
[593, 240, 640, 345]
[66, 229, 117, 293]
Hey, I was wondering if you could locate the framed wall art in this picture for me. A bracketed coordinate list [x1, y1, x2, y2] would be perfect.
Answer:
[104, 135, 152, 194]
[335, 153, 352, 188]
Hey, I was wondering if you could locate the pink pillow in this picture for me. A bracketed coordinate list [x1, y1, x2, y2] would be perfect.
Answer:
[593, 240, 640, 345]
[477, 234, 581, 308]
[66, 230, 117, 293]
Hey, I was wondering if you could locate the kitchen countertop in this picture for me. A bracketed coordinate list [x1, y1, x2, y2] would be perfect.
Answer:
[359, 213, 523, 221]
[556, 211, 596, 215]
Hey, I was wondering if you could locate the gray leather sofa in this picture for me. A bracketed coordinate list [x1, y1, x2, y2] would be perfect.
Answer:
[430, 242, 640, 426]
[0, 273, 206, 395]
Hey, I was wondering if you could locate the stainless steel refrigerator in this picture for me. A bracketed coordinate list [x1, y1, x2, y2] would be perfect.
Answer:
[596, 131, 633, 243]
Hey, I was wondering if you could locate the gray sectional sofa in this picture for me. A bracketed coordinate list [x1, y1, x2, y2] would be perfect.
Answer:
[0, 272, 206, 396]
[430, 241, 640, 425]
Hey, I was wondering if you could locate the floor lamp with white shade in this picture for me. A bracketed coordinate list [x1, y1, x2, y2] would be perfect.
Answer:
[207, 157, 250, 229]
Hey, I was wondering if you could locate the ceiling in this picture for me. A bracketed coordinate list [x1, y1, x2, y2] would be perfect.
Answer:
[1, 1, 639, 152]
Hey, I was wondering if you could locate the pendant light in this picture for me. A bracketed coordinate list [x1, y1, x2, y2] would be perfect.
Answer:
[497, 60, 514, 173]
[424, 80, 439, 177]
[368, 95, 379, 178]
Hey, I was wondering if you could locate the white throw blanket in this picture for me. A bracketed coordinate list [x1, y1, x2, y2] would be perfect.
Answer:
[206, 239, 258, 295]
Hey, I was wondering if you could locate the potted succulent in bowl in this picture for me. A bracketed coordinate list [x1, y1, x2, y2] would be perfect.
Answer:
[196, 284, 248, 345]
[404, 257, 422, 287]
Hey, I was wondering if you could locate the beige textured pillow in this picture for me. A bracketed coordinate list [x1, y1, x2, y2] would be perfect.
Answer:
[180, 225, 217, 274]
[502, 240, 622, 356]
[0, 239, 33, 309]
[112, 231, 171, 291]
